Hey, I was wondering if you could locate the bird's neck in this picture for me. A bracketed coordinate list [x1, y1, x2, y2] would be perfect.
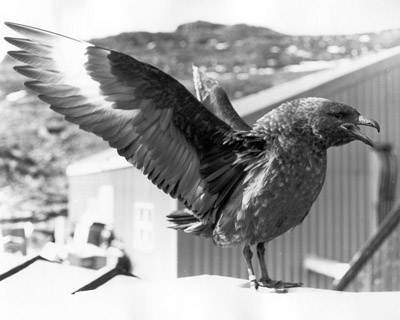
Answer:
[275, 136, 328, 168]
[252, 123, 328, 156]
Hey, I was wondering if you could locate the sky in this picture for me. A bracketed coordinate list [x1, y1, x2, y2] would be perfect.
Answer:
[2, 0, 400, 58]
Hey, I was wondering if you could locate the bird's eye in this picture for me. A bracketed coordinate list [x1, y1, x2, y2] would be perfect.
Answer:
[331, 112, 344, 119]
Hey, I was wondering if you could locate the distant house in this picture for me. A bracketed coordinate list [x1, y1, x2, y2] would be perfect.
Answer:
[66, 46, 400, 289]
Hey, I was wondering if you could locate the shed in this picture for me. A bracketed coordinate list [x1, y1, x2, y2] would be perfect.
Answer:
[66, 46, 400, 289]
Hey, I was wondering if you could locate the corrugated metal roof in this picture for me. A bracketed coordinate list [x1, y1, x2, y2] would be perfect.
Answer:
[234, 46, 400, 117]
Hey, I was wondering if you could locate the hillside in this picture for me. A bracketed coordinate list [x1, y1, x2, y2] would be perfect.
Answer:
[91, 21, 400, 98]
[1, 21, 400, 220]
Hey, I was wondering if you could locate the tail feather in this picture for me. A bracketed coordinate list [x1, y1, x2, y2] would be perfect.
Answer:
[167, 210, 213, 238]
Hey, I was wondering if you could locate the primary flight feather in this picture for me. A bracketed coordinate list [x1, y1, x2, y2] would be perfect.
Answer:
[5, 22, 380, 292]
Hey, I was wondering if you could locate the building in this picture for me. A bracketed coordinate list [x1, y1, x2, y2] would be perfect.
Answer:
[66, 46, 400, 289]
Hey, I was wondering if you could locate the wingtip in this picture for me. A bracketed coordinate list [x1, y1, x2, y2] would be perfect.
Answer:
[4, 22, 28, 36]
[4, 21, 21, 30]
[12, 65, 32, 73]
[4, 21, 30, 28]
[3, 36, 11, 44]
[4, 24, 26, 46]
[3, 36, 20, 45]
[4, 22, 16, 35]
[6, 50, 26, 60]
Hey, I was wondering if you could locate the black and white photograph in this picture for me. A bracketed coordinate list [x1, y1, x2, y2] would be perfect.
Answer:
[1, 0, 400, 319]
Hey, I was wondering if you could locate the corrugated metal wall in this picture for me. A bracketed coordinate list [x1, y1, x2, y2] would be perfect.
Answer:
[177, 48, 400, 289]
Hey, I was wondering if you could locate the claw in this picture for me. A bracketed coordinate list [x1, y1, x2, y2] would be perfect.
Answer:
[258, 279, 303, 293]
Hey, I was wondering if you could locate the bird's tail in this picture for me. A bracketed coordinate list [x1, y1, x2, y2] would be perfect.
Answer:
[167, 210, 213, 238]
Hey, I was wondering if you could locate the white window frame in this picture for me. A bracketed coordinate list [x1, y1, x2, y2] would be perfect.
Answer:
[132, 202, 154, 253]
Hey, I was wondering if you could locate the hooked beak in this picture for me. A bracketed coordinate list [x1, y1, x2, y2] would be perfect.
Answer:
[340, 115, 380, 147]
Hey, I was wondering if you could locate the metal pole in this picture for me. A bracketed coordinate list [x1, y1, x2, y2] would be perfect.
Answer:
[333, 198, 400, 291]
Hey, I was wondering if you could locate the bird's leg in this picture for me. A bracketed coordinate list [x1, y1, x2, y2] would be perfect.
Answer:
[256, 242, 303, 293]
[243, 245, 259, 289]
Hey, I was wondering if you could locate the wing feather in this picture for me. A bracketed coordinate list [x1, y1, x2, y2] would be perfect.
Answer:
[8, 51, 57, 69]
[5, 37, 53, 56]
[5, 22, 254, 224]
[192, 65, 251, 131]
[14, 66, 63, 83]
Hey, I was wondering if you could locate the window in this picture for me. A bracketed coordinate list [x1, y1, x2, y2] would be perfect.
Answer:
[98, 185, 114, 224]
[81, 185, 114, 225]
[132, 202, 154, 253]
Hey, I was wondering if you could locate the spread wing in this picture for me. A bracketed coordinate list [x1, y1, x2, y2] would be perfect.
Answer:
[192, 65, 251, 131]
[4, 22, 249, 223]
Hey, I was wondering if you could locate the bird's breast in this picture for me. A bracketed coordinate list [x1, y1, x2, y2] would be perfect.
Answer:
[245, 150, 327, 243]
[213, 148, 327, 246]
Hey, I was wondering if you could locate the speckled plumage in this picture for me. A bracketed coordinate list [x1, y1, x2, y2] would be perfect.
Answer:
[5, 22, 380, 292]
